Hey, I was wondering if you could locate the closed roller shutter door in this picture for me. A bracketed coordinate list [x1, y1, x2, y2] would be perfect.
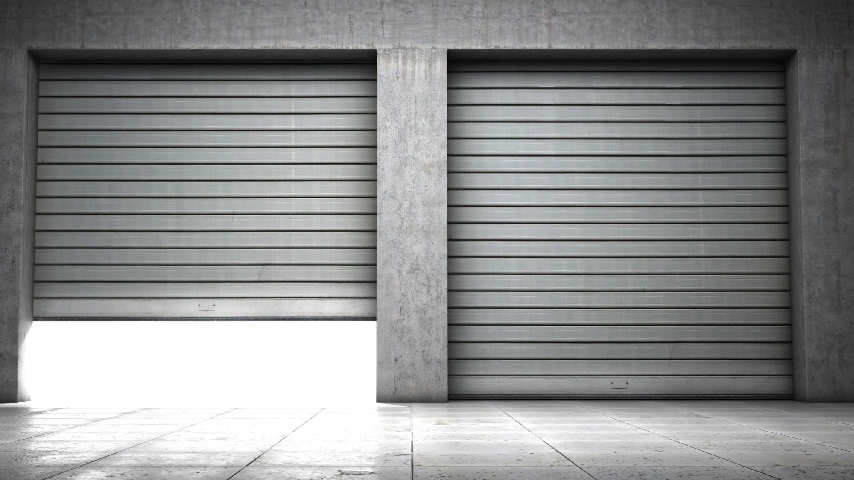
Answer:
[34, 63, 377, 319]
[448, 60, 791, 398]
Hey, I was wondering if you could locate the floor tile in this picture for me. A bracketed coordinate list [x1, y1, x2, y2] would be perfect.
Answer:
[414, 466, 590, 479]
[47, 466, 242, 480]
[230, 466, 411, 479]
[87, 451, 259, 467]
[756, 466, 854, 479]
[0, 466, 67, 480]
[414, 450, 572, 467]
[585, 466, 773, 480]
[0, 451, 108, 467]
[704, 449, 854, 467]
[253, 450, 411, 467]
[568, 451, 732, 467]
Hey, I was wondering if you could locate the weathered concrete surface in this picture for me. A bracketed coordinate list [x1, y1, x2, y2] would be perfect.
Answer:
[376, 49, 447, 402]
[789, 49, 854, 402]
[0, 49, 33, 403]
[0, 0, 853, 50]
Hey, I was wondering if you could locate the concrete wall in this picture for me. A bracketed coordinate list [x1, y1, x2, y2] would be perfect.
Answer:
[789, 51, 854, 401]
[0, 0, 852, 402]
[0, 49, 35, 403]
[377, 49, 448, 402]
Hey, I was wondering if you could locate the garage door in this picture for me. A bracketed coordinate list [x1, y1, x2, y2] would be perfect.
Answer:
[448, 60, 791, 398]
[34, 63, 377, 319]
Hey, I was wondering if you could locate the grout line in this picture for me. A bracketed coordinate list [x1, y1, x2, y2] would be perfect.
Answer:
[494, 402, 598, 480]
[666, 403, 854, 455]
[42, 407, 238, 480]
[225, 407, 326, 480]
[575, 402, 781, 480]
[5, 407, 145, 444]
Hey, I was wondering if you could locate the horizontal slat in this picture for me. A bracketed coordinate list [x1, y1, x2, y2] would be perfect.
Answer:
[34, 282, 376, 298]
[449, 360, 792, 376]
[35, 231, 377, 248]
[449, 206, 788, 223]
[448, 72, 785, 88]
[38, 131, 377, 147]
[450, 224, 789, 240]
[34, 248, 376, 265]
[450, 122, 785, 139]
[449, 291, 790, 308]
[34, 265, 376, 282]
[448, 61, 785, 73]
[449, 139, 786, 156]
[449, 274, 789, 292]
[448, 241, 790, 258]
[449, 257, 789, 274]
[449, 173, 787, 190]
[37, 181, 376, 197]
[36, 215, 377, 232]
[449, 105, 786, 122]
[40, 64, 377, 80]
[39, 97, 378, 114]
[39, 114, 377, 131]
[38, 147, 377, 164]
[449, 342, 793, 359]
[33, 298, 376, 318]
[37, 164, 376, 181]
[39, 80, 377, 97]
[448, 88, 786, 105]
[449, 190, 788, 206]
[448, 309, 791, 326]
[449, 325, 791, 343]
[448, 157, 788, 173]
[37, 198, 377, 215]
[449, 376, 792, 397]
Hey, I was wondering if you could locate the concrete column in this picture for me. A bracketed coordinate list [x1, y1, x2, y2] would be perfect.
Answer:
[376, 48, 448, 402]
[789, 49, 854, 402]
[0, 49, 36, 403]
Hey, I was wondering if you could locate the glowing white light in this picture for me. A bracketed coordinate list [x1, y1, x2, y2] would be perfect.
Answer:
[24, 321, 376, 407]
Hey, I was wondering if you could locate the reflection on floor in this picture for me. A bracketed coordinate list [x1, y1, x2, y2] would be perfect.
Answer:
[1, 401, 854, 479]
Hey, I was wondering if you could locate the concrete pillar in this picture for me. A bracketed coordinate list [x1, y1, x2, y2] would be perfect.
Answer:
[376, 48, 448, 402]
[0, 49, 36, 403]
[789, 48, 854, 402]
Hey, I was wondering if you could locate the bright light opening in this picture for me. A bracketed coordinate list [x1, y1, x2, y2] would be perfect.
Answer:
[24, 321, 376, 407]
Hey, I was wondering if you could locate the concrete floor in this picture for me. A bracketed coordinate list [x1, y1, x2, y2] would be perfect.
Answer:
[1, 402, 854, 479]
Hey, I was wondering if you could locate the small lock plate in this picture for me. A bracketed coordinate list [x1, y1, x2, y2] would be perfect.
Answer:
[198, 302, 216, 312]
[610, 378, 629, 390]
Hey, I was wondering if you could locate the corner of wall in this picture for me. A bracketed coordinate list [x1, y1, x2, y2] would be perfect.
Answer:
[16, 52, 38, 403]
[785, 51, 807, 402]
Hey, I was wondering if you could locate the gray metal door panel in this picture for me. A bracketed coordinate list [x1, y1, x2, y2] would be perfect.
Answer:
[33, 63, 377, 319]
[40, 97, 378, 114]
[40, 63, 378, 80]
[38, 147, 378, 164]
[448, 88, 786, 105]
[448, 60, 791, 398]
[37, 198, 378, 214]
[39, 80, 377, 97]
[449, 190, 789, 205]
[38, 113, 377, 130]
[36, 231, 377, 248]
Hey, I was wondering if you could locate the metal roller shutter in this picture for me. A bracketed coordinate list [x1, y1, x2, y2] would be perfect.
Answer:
[34, 63, 377, 319]
[447, 60, 792, 398]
